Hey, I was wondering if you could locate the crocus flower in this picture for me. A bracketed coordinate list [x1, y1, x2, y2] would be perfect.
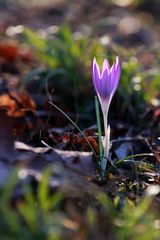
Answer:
[91, 57, 121, 174]
[92, 57, 120, 123]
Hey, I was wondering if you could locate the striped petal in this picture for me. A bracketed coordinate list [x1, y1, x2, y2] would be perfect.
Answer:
[110, 57, 121, 96]
[91, 58, 101, 95]
[100, 68, 110, 98]
[101, 58, 110, 77]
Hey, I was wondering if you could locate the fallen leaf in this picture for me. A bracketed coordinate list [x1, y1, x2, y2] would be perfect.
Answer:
[62, 132, 98, 153]
[0, 40, 18, 62]
[15, 141, 51, 154]
[15, 140, 95, 176]
[0, 91, 36, 117]
[53, 149, 95, 176]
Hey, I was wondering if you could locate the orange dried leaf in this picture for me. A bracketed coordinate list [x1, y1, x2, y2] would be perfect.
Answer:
[82, 136, 98, 153]
[0, 92, 36, 117]
[0, 41, 18, 62]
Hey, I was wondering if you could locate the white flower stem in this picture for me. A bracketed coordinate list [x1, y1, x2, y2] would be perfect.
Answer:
[101, 108, 110, 176]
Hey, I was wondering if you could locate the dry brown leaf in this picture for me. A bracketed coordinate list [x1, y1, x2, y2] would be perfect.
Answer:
[53, 149, 95, 176]
[0, 40, 18, 62]
[0, 92, 36, 117]
[15, 140, 95, 176]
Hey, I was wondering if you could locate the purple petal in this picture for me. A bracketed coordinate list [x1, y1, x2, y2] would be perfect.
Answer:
[91, 58, 101, 94]
[112, 57, 121, 94]
[109, 57, 120, 101]
[101, 59, 110, 77]
[115, 56, 120, 69]
[109, 63, 116, 90]
[100, 68, 111, 98]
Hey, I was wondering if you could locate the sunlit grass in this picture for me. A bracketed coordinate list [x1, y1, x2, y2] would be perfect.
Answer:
[0, 168, 159, 240]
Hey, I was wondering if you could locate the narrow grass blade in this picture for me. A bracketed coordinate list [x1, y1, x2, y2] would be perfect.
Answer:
[107, 153, 154, 172]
